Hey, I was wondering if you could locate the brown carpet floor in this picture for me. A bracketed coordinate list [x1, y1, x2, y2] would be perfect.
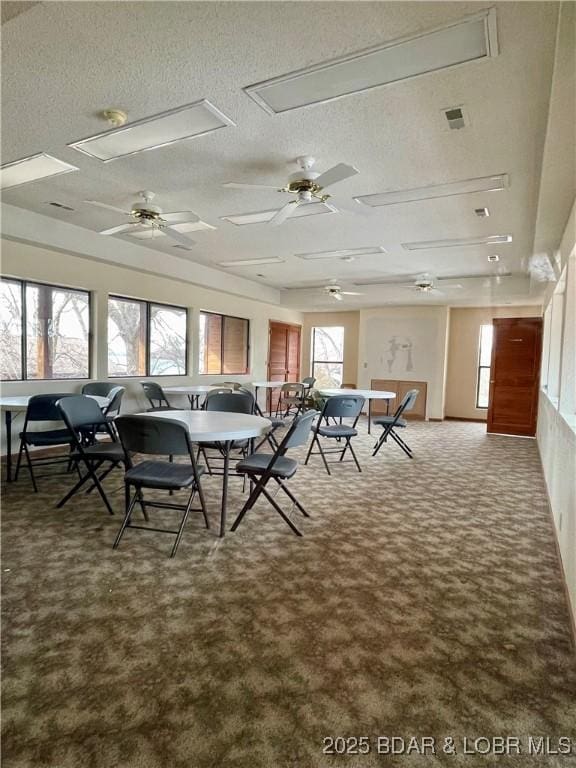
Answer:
[1, 420, 575, 767]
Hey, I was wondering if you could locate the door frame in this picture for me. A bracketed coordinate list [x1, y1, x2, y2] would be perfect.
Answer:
[267, 320, 302, 410]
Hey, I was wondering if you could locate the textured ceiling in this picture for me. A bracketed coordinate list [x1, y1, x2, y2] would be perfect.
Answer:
[0, 1, 566, 309]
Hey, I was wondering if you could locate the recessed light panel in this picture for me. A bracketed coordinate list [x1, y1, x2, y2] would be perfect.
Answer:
[219, 257, 285, 267]
[296, 246, 386, 260]
[69, 100, 235, 162]
[244, 9, 498, 114]
[354, 174, 509, 207]
[402, 235, 513, 250]
[221, 202, 337, 226]
[0, 153, 78, 190]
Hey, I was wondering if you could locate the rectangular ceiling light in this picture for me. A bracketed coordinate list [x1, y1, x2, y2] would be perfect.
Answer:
[296, 246, 386, 260]
[221, 202, 337, 226]
[354, 174, 509, 207]
[402, 234, 513, 250]
[0, 153, 78, 190]
[219, 257, 285, 267]
[244, 9, 498, 114]
[68, 100, 235, 162]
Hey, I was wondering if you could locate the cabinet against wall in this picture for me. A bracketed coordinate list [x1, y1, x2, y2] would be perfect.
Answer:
[371, 379, 427, 419]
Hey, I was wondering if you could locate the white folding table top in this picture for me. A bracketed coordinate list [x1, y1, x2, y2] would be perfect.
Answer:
[317, 388, 396, 400]
[163, 385, 220, 395]
[251, 381, 299, 388]
[0, 394, 109, 412]
[137, 409, 271, 442]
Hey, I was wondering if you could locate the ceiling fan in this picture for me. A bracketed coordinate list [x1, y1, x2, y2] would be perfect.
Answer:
[84, 191, 203, 248]
[223, 156, 362, 225]
[325, 283, 364, 301]
[354, 273, 464, 295]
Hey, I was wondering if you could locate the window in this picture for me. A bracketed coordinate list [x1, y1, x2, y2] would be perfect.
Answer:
[0, 278, 90, 381]
[199, 311, 249, 375]
[311, 326, 344, 387]
[476, 323, 493, 408]
[108, 296, 188, 377]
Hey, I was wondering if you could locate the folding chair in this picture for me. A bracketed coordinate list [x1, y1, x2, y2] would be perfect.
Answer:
[113, 415, 208, 558]
[276, 382, 305, 418]
[140, 381, 175, 411]
[14, 394, 75, 492]
[372, 389, 419, 459]
[304, 395, 365, 474]
[230, 410, 317, 537]
[199, 391, 255, 477]
[81, 382, 118, 397]
[57, 395, 126, 515]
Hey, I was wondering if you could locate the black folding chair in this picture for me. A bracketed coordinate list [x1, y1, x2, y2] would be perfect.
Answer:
[230, 410, 317, 537]
[199, 391, 255, 477]
[304, 395, 365, 474]
[372, 389, 420, 459]
[56, 396, 125, 515]
[140, 381, 175, 411]
[81, 382, 118, 397]
[113, 415, 208, 558]
[14, 394, 75, 492]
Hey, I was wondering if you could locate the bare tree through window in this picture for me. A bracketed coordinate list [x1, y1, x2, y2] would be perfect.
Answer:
[311, 326, 344, 387]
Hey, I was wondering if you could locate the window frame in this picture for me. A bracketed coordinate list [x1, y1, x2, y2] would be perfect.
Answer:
[108, 294, 189, 378]
[475, 323, 493, 409]
[1, 276, 93, 382]
[311, 325, 345, 387]
[198, 310, 250, 376]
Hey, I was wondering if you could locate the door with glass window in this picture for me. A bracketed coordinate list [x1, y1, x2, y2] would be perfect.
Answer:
[487, 318, 543, 436]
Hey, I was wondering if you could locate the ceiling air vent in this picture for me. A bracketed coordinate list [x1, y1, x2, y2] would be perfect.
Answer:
[46, 201, 75, 211]
[444, 106, 466, 130]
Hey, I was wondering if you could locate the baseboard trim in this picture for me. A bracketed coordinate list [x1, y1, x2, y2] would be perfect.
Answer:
[444, 416, 487, 423]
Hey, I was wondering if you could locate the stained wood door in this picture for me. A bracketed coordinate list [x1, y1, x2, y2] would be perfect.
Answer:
[267, 322, 301, 412]
[487, 318, 543, 436]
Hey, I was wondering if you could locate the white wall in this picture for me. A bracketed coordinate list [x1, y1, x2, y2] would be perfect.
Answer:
[357, 306, 450, 419]
[0, 238, 302, 451]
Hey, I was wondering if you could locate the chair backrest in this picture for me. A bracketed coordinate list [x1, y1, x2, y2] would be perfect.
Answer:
[215, 381, 242, 390]
[321, 395, 365, 422]
[204, 391, 254, 414]
[104, 386, 125, 417]
[25, 393, 74, 423]
[280, 382, 304, 395]
[58, 395, 109, 436]
[394, 389, 419, 418]
[203, 388, 233, 408]
[81, 382, 117, 397]
[279, 410, 318, 451]
[301, 376, 316, 389]
[115, 415, 192, 458]
[140, 381, 169, 408]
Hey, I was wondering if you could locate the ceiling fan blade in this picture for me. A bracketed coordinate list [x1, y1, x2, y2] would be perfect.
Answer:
[269, 200, 299, 226]
[341, 291, 364, 296]
[223, 182, 282, 190]
[85, 200, 131, 215]
[439, 283, 464, 290]
[99, 223, 137, 235]
[314, 163, 359, 189]
[161, 211, 201, 224]
[331, 292, 343, 301]
[164, 228, 196, 249]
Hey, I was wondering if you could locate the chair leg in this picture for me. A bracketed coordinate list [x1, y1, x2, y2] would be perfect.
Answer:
[170, 490, 196, 558]
[23, 443, 38, 493]
[78, 459, 115, 514]
[389, 429, 413, 458]
[113, 484, 139, 549]
[56, 463, 96, 508]
[136, 488, 149, 521]
[316, 438, 331, 476]
[14, 440, 25, 482]
[347, 439, 362, 473]
[303, 432, 316, 465]
[275, 477, 310, 517]
[261, 486, 302, 536]
[230, 474, 268, 531]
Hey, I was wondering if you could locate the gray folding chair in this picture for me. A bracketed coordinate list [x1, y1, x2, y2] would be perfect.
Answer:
[199, 390, 255, 476]
[57, 395, 125, 515]
[81, 382, 118, 397]
[276, 382, 305, 418]
[372, 389, 419, 458]
[230, 410, 317, 536]
[114, 415, 208, 558]
[304, 395, 365, 474]
[14, 394, 75, 492]
[140, 381, 175, 411]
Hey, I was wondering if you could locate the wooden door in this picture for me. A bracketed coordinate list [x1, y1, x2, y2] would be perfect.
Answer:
[487, 318, 543, 436]
[267, 322, 301, 412]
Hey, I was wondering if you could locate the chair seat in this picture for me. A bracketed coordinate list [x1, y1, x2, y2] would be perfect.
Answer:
[236, 453, 298, 479]
[73, 442, 125, 462]
[20, 429, 71, 446]
[125, 460, 205, 489]
[373, 416, 407, 428]
[315, 424, 358, 438]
